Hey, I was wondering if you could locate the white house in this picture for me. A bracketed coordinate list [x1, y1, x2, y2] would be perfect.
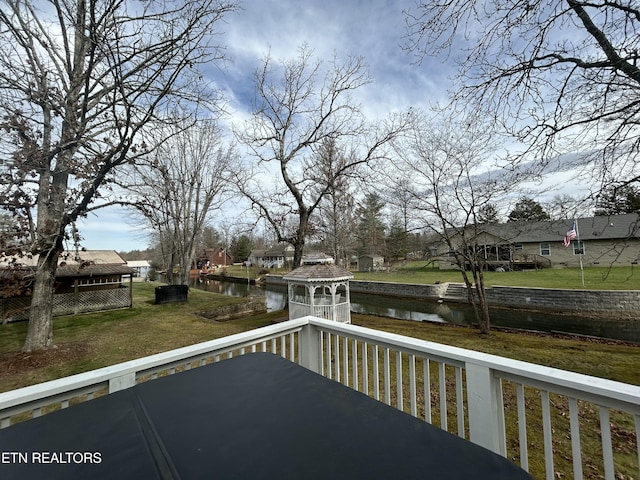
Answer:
[247, 245, 295, 269]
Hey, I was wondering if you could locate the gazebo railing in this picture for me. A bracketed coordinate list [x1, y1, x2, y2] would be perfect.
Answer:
[288, 301, 351, 323]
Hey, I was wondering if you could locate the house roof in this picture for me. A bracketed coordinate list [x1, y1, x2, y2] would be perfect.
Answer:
[1, 250, 133, 278]
[55, 264, 134, 278]
[465, 213, 640, 244]
[126, 260, 151, 268]
[250, 245, 294, 257]
[301, 252, 334, 264]
[200, 248, 232, 260]
[1, 250, 127, 268]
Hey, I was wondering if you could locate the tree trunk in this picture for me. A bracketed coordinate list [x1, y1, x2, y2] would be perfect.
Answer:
[292, 237, 305, 269]
[290, 210, 310, 269]
[22, 249, 60, 351]
[458, 261, 491, 334]
[471, 266, 491, 334]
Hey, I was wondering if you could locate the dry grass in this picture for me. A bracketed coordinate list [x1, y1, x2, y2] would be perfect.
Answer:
[0, 282, 277, 393]
[2, 285, 639, 479]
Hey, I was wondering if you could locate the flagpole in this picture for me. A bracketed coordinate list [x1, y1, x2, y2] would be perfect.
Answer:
[574, 218, 585, 287]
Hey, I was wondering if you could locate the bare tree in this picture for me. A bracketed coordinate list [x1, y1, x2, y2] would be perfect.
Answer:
[234, 45, 407, 268]
[0, 0, 237, 351]
[126, 119, 236, 284]
[392, 111, 507, 334]
[405, 1, 640, 195]
[382, 176, 417, 234]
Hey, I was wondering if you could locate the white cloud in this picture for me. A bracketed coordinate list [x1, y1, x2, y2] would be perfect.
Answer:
[213, 0, 451, 122]
[80, 0, 455, 251]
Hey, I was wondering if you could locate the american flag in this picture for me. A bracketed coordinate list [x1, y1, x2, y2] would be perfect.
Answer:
[563, 221, 577, 247]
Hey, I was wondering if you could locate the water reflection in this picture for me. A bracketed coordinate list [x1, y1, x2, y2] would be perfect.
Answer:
[188, 278, 640, 343]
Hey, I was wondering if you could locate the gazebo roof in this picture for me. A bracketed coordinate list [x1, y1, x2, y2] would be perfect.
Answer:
[283, 263, 353, 283]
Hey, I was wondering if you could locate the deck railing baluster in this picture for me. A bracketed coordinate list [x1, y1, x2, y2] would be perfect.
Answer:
[352, 339, 358, 392]
[455, 366, 464, 437]
[383, 347, 391, 406]
[599, 407, 615, 480]
[424, 358, 431, 424]
[396, 351, 403, 411]
[541, 390, 554, 480]
[568, 397, 583, 480]
[409, 354, 417, 417]
[516, 383, 529, 473]
[439, 362, 447, 431]
[2, 316, 639, 480]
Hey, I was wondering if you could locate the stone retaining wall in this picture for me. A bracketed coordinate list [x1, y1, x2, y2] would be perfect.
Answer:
[265, 275, 640, 315]
[350, 280, 449, 299]
[197, 296, 267, 322]
[485, 286, 640, 315]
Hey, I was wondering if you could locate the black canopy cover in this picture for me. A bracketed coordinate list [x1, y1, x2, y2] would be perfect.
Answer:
[0, 352, 532, 479]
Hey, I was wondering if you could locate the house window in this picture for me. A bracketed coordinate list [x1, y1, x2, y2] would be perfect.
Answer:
[540, 242, 551, 256]
[573, 241, 585, 255]
[513, 244, 523, 251]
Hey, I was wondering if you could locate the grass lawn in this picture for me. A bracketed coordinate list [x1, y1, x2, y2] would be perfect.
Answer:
[1, 283, 638, 479]
[220, 262, 640, 290]
[352, 261, 640, 290]
[2, 282, 638, 391]
[0, 283, 282, 393]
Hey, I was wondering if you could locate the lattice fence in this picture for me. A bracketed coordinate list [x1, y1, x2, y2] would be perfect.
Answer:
[0, 297, 31, 323]
[1, 287, 131, 322]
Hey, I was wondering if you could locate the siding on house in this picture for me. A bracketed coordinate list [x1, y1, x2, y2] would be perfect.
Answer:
[248, 245, 294, 269]
[200, 248, 233, 267]
[357, 255, 384, 272]
[437, 213, 640, 269]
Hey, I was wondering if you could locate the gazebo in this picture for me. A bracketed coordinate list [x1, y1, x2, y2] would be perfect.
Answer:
[283, 254, 353, 323]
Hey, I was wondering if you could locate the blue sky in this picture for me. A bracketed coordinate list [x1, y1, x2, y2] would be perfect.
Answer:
[79, 0, 452, 252]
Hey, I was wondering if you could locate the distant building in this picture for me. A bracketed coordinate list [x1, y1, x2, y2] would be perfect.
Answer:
[357, 254, 385, 272]
[199, 248, 233, 269]
[247, 244, 295, 269]
[126, 260, 151, 280]
[1, 250, 134, 321]
[435, 213, 640, 270]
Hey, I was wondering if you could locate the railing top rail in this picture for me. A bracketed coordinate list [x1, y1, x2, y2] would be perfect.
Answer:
[0, 319, 308, 411]
[305, 317, 640, 409]
[2, 316, 639, 417]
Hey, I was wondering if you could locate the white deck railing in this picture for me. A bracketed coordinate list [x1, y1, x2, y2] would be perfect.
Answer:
[1, 317, 638, 480]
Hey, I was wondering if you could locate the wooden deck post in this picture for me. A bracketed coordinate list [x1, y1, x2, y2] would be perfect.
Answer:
[299, 321, 321, 374]
[465, 363, 506, 456]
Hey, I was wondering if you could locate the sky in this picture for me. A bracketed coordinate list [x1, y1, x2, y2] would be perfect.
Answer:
[75, 1, 595, 253]
[78, 0, 452, 252]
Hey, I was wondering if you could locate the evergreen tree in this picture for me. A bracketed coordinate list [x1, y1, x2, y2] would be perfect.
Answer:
[477, 203, 499, 224]
[508, 197, 550, 222]
[595, 184, 640, 215]
[385, 215, 408, 261]
[235, 235, 253, 262]
[355, 194, 386, 256]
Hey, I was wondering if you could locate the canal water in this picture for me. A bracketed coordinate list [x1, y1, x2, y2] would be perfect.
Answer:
[188, 278, 640, 343]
